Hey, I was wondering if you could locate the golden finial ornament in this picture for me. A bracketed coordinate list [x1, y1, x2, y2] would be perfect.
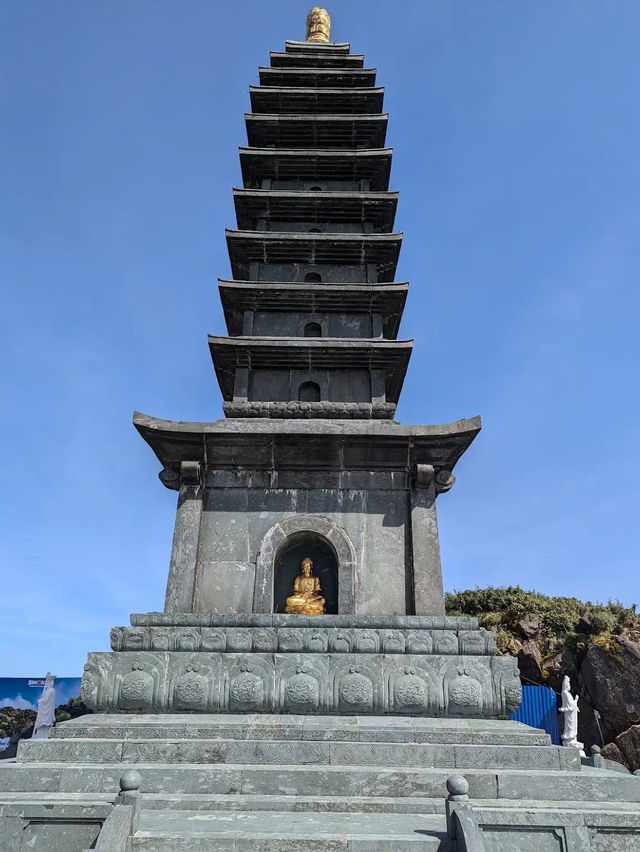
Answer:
[306, 7, 331, 43]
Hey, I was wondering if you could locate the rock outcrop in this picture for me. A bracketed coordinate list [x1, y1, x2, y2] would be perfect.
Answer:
[446, 587, 640, 770]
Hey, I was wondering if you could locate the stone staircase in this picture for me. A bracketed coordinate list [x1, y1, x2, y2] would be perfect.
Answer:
[133, 810, 449, 851]
[2, 714, 640, 850]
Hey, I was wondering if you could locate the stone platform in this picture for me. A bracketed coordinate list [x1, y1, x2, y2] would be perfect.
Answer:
[2, 715, 640, 850]
[82, 615, 522, 718]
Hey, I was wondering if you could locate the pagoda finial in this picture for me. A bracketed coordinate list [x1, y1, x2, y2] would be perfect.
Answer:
[306, 7, 331, 43]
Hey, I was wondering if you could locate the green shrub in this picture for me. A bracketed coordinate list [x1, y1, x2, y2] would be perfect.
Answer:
[584, 609, 616, 634]
[445, 586, 639, 639]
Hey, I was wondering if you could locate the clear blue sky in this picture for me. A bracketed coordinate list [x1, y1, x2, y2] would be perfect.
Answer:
[2, 1, 639, 675]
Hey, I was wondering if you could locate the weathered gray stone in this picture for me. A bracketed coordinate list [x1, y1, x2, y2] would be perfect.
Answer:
[132, 810, 447, 852]
[411, 474, 445, 617]
[467, 802, 640, 851]
[18, 739, 124, 764]
[93, 802, 135, 851]
[163, 462, 204, 613]
[15, 819, 103, 852]
[602, 741, 629, 770]
[496, 769, 640, 803]
[605, 723, 640, 773]
[193, 561, 255, 614]
[517, 612, 542, 638]
[579, 636, 640, 745]
[133, 413, 482, 624]
[110, 623, 494, 656]
[18, 736, 574, 772]
[80, 649, 521, 717]
[517, 639, 543, 684]
[49, 714, 551, 746]
[0, 766, 62, 792]
[0, 802, 111, 852]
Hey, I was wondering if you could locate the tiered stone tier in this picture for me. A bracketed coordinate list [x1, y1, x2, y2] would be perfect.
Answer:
[4, 714, 640, 850]
[82, 615, 521, 717]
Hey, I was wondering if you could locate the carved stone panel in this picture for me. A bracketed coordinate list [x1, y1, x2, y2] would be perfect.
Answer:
[285, 670, 320, 712]
[118, 665, 155, 712]
[336, 668, 374, 713]
[229, 666, 267, 713]
[172, 664, 211, 711]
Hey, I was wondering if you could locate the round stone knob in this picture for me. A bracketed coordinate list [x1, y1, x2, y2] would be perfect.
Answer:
[591, 745, 601, 756]
[119, 770, 142, 792]
[446, 775, 469, 798]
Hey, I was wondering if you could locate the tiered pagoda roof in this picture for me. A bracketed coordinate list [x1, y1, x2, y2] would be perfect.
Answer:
[239, 148, 393, 190]
[245, 113, 388, 148]
[218, 280, 407, 338]
[135, 14, 482, 486]
[233, 189, 398, 231]
[258, 67, 377, 88]
[207, 34, 411, 420]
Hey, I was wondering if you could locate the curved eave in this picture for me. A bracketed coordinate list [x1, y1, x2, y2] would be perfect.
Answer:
[259, 67, 377, 88]
[207, 335, 412, 403]
[226, 229, 402, 281]
[233, 189, 398, 232]
[269, 52, 365, 69]
[249, 86, 384, 115]
[238, 147, 393, 191]
[245, 113, 388, 149]
[133, 410, 482, 490]
[218, 280, 408, 338]
[285, 41, 351, 55]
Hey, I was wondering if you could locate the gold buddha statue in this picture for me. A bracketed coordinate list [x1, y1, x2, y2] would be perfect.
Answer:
[285, 556, 326, 614]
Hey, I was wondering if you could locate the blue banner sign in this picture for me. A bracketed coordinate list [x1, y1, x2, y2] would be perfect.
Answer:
[0, 677, 83, 750]
[0, 677, 82, 713]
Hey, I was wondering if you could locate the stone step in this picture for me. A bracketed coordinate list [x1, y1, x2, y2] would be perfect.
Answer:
[142, 793, 444, 814]
[17, 737, 576, 771]
[131, 810, 450, 851]
[495, 766, 640, 804]
[51, 713, 551, 746]
[1, 763, 639, 803]
[472, 796, 640, 817]
[0, 788, 441, 815]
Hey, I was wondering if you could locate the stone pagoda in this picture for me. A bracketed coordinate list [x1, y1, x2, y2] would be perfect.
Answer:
[2, 9, 640, 851]
[81, 9, 522, 720]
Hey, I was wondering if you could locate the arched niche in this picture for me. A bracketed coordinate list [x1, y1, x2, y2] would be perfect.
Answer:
[254, 515, 356, 615]
[273, 532, 338, 614]
[303, 322, 322, 338]
[298, 380, 321, 401]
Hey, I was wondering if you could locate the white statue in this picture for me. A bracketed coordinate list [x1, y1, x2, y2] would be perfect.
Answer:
[32, 673, 56, 740]
[559, 675, 584, 755]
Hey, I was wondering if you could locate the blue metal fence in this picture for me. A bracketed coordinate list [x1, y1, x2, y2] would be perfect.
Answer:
[510, 685, 560, 745]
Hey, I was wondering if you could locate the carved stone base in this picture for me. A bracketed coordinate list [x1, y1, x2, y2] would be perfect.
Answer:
[83, 615, 521, 718]
[110, 623, 496, 657]
[82, 653, 520, 718]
